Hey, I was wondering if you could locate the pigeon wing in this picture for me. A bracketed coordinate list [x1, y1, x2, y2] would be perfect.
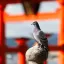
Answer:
[38, 31, 48, 47]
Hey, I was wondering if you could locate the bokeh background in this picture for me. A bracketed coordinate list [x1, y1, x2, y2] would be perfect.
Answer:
[0, 0, 64, 64]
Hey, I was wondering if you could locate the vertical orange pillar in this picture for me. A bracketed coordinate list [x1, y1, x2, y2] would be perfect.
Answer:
[0, 5, 5, 64]
[16, 39, 28, 64]
[18, 52, 26, 64]
[57, 0, 64, 64]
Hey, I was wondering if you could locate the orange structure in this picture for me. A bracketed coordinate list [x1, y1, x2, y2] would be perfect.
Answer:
[3, 11, 59, 22]
[0, 5, 6, 64]
[0, 0, 64, 64]
[58, 0, 64, 64]
[0, 5, 28, 64]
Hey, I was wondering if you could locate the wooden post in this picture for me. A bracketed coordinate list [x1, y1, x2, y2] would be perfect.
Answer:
[58, 0, 64, 64]
[16, 38, 28, 64]
[0, 5, 5, 64]
[17, 52, 26, 64]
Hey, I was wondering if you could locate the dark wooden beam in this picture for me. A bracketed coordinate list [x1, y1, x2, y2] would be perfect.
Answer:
[3, 45, 64, 53]
[0, 0, 56, 5]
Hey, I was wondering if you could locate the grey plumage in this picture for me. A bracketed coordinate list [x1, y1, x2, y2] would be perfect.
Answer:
[25, 21, 48, 64]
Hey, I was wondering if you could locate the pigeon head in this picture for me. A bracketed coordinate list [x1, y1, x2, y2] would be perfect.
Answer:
[31, 21, 41, 30]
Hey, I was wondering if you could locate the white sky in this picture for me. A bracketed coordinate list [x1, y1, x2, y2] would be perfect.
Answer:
[5, 19, 60, 38]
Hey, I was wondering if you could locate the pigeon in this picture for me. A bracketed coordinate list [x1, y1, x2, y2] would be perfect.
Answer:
[25, 21, 48, 64]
